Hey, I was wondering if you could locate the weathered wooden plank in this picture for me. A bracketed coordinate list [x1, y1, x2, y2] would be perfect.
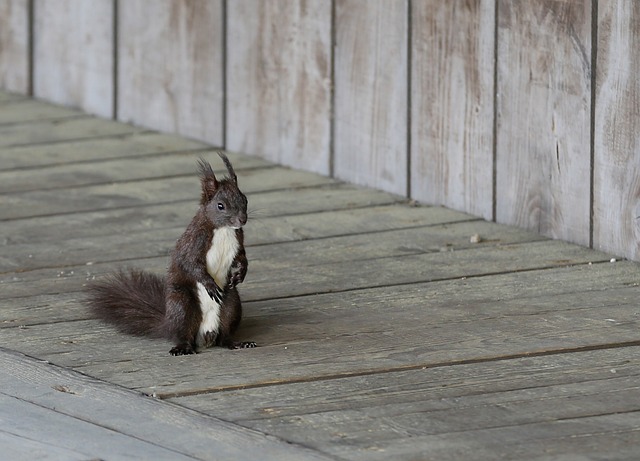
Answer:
[0, 99, 84, 125]
[0, 150, 270, 193]
[0, 218, 539, 279]
[0, 0, 29, 94]
[1, 254, 633, 331]
[118, 0, 224, 145]
[0, 431, 89, 461]
[33, 0, 114, 118]
[0, 132, 209, 171]
[0, 393, 202, 461]
[227, 0, 332, 175]
[411, 0, 494, 220]
[4, 289, 639, 397]
[197, 349, 640, 460]
[248, 407, 640, 461]
[0, 116, 144, 148]
[380, 413, 640, 461]
[334, 0, 408, 195]
[496, 0, 592, 245]
[0, 166, 335, 220]
[0, 204, 475, 296]
[243, 239, 606, 301]
[0, 184, 401, 245]
[2, 258, 633, 395]
[593, 0, 640, 261]
[172, 346, 640, 421]
[0, 90, 27, 103]
[0, 348, 334, 461]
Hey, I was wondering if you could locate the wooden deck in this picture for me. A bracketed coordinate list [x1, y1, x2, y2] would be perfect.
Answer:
[2, 92, 640, 460]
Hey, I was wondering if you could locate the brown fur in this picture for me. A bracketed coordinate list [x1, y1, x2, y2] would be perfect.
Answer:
[86, 152, 255, 355]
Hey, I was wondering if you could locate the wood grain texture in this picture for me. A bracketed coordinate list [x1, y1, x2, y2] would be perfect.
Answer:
[593, 0, 640, 260]
[3, 94, 640, 460]
[0, 349, 334, 461]
[33, 0, 114, 118]
[173, 345, 640, 421]
[0, 217, 539, 286]
[0, 149, 267, 193]
[226, 0, 331, 175]
[0, 90, 27, 103]
[117, 0, 224, 145]
[181, 347, 640, 460]
[1, 220, 544, 326]
[496, 0, 591, 245]
[0, 393, 200, 461]
[0, 116, 143, 148]
[0, 166, 334, 220]
[411, 0, 495, 220]
[0, 0, 29, 93]
[0, 131, 209, 171]
[0, 185, 400, 247]
[244, 394, 640, 461]
[334, 0, 408, 195]
[3, 263, 636, 396]
[0, 99, 82, 125]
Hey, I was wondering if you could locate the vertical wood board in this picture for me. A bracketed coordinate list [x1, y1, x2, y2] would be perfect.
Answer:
[0, 0, 29, 94]
[410, 0, 495, 220]
[226, 0, 332, 175]
[33, 0, 114, 118]
[334, 0, 408, 196]
[496, 0, 591, 245]
[593, 0, 640, 260]
[117, 0, 224, 146]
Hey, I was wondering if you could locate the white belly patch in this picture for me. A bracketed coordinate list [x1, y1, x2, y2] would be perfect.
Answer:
[205, 227, 240, 288]
[196, 282, 221, 347]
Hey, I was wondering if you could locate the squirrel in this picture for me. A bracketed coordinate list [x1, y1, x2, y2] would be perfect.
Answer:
[86, 152, 256, 355]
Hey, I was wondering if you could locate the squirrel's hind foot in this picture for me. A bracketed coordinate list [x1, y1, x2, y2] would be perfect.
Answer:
[170, 343, 196, 356]
[230, 341, 257, 350]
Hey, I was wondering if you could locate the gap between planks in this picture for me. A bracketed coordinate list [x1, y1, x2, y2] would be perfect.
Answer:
[0, 158, 277, 195]
[0, 181, 351, 223]
[0, 347, 337, 461]
[0, 146, 229, 173]
[0, 217, 480, 276]
[152, 338, 640, 399]
[241, 256, 612, 305]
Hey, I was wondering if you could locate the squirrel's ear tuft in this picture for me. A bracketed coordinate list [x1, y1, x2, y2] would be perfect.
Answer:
[217, 151, 238, 184]
[197, 158, 218, 203]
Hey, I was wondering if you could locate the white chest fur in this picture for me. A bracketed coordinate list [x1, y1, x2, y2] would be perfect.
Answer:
[206, 227, 240, 288]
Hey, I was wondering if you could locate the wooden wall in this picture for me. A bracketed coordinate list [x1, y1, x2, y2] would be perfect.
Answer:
[33, 0, 114, 119]
[496, 0, 592, 246]
[593, 0, 640, 260]
[411, 1, 495, 220]
[118, 0, 224, 145]
[227, 0, 332, 174]
[1, 0, 639, 261]
[0, 0, 29, 93]
[334, 0, 408, 195]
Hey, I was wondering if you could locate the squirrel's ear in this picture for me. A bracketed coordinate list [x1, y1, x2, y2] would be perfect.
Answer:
[218, 151, 238, 184]
[197, 159, 218, 203]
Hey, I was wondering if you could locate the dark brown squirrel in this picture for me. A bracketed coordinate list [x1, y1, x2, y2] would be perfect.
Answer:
[86, 152, 256, 355]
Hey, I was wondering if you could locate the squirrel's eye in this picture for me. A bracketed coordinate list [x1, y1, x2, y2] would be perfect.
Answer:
[217, 203, 225, 211]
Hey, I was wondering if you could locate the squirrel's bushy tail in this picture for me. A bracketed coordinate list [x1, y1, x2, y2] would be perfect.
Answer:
[86, 269, 167, 339]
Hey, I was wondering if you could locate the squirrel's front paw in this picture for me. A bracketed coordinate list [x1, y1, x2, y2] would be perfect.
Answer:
[205, 282, 224, 302]
[229, 260, 247, 288]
